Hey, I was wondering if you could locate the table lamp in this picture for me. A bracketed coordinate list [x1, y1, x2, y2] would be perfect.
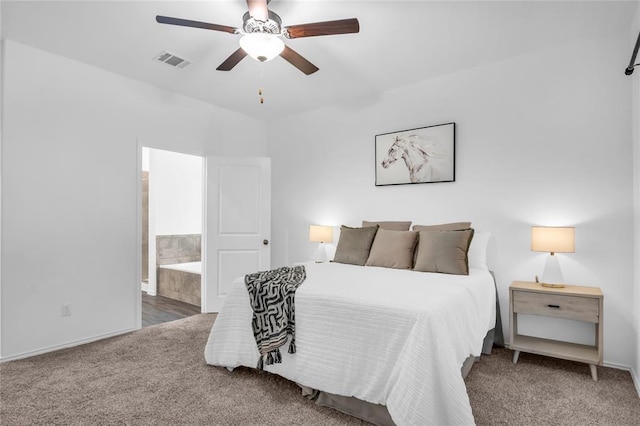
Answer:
[531, 226, 575, 288]
[309, 225, 333, 263]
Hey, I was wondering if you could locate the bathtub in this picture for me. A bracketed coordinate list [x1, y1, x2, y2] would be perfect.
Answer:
[159, 261, 201, 274]
[157, 261, 201, 307]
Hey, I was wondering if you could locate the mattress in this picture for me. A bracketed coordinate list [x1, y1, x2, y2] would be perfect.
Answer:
[204, 262, 496, 425]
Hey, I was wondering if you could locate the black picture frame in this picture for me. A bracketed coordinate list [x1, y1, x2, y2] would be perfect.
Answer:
[375, 122, 455, 186]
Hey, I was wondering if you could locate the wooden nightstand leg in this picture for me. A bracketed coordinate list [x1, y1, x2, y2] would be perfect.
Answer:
[512, 350, 520, 364]
[590, 364, 598, 381]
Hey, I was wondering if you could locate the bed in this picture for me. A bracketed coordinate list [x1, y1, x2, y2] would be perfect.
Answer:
[204, 222, 497, 425]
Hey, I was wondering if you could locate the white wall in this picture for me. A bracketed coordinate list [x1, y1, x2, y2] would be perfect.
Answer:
[631, 2, 640, 393]
[149, 148, 202, 236]
[268, 28, 634, 368]
[0, 40, 267, 360]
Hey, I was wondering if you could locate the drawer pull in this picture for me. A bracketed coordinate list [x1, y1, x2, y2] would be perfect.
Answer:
[547, 304, 561, 309]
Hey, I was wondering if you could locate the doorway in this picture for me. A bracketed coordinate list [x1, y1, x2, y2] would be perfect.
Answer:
[136, 144, 272, 328]
[141, 147, 204, 326]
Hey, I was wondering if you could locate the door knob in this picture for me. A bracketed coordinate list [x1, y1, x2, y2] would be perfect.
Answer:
[263, 239, 269, 245]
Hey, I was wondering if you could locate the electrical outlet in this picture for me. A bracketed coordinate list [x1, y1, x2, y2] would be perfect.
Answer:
[61, 303, 71, 317]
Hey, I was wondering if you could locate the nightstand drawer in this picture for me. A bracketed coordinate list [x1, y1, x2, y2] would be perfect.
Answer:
[512, 291, 599, 323]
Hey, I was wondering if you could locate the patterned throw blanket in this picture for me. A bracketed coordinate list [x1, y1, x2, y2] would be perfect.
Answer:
[244, 265, 306, 370]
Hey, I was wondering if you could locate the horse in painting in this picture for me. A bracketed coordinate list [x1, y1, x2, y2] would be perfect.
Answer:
[381, 135, 452, 183]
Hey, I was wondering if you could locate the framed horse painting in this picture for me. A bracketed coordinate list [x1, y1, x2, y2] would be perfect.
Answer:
[375, 122, 455, 186]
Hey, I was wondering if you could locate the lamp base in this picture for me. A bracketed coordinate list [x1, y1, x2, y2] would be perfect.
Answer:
[314, 243, 328, 263]
[540, 282, 565, 288]
[540, 254, 565, 287]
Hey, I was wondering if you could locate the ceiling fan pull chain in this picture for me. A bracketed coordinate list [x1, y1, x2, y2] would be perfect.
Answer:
[259, 63, 265, 104]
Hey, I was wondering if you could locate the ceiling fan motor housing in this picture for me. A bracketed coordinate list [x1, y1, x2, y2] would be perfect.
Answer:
[242, 11, 282, 35]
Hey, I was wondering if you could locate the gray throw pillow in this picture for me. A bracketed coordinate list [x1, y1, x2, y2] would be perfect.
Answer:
[412, 223, 472, 265]
[366, 229, 417, 269]
[412, 222, 471, 232]
[333, 225, 379, 266]
[362, 221, 412, 231]
[413, 229, 475, 275]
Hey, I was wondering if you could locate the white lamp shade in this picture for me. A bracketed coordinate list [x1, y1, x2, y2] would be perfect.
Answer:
[531, 226, 575, 254]
[309, 225, 333, 243]
[239, 33, 284, 62]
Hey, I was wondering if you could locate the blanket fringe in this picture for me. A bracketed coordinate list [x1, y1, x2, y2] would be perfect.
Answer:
[258, 349, 283, 369]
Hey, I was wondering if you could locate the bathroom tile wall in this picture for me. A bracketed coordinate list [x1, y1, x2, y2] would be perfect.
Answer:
[156, 234, 201, 265]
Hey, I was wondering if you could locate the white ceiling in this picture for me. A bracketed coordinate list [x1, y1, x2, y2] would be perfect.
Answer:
[2, 1, 637, 120]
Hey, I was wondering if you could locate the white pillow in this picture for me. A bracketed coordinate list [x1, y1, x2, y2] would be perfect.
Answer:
[468, 231, 491, 270]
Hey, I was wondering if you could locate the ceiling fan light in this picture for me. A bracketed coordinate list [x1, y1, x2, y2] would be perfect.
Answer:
[239, 33, 285, 62]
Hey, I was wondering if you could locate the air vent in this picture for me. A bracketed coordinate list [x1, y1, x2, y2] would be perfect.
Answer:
[153, 50, 190, 68]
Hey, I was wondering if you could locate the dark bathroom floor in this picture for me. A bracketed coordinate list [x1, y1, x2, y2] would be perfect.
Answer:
[142, 292, 201, 327]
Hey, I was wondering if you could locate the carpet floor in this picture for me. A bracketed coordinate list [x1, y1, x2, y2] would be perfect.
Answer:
[1, 314, 638, 425]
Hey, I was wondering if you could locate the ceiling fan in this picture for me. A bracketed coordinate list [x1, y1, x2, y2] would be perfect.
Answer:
[156, 0, 359, 75]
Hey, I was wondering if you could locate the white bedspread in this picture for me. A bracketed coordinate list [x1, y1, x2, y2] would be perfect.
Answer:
[204, 262, 496, 426]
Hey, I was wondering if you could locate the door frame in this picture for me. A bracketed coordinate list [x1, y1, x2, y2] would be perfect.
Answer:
[135, 140, 207, 329]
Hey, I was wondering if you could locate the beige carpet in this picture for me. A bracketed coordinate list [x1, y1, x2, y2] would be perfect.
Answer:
[467, 347, 640, 425]
[1, 314, 638, 425]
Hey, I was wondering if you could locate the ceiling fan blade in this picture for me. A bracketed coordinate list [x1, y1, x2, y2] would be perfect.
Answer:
[279, 45, 319, 75]
[246, 0, 269, 22]
[284, 18, 359, 39]
[156, 15, 238, 34]
[216, 48, 248, 71]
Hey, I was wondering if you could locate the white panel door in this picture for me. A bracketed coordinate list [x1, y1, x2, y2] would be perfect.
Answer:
[203, 157, 271, 312]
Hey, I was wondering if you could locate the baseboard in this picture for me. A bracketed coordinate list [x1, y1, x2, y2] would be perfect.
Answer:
[602, 360, 632, 371]
[141, 282, 156, 296]
[0, 327, 138, 363]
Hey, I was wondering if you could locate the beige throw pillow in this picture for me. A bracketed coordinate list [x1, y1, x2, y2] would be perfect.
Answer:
[412, 222, 471, 232]
[333, 225, 379, 266]
[366, 229, 418, 269]
[362, 221, 412, 231]
[413, 229, 475, 275]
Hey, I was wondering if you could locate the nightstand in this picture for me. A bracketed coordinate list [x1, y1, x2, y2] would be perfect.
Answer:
[509, 281, 603, 381]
